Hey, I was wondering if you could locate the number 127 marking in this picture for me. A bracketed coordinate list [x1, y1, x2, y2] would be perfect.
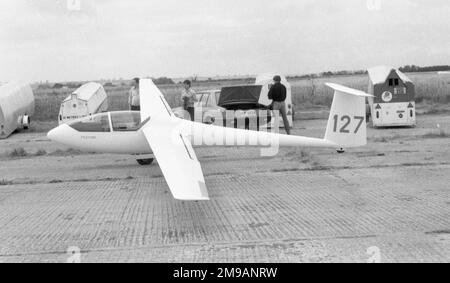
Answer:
[333, 115, 365, 134]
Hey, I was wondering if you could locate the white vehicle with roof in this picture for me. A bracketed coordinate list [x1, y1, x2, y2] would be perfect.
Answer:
[0, 82, 35, 139]
[173, 89, 223, 124]
[368, 66, 416, 127]
[58, 82, 108, 125]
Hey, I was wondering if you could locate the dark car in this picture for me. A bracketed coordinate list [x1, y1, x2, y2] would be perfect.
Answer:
[174, 87, 272, 130]
[218, 85, 272, 130]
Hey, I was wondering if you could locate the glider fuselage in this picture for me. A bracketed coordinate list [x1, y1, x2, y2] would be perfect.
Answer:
[47, 111, 152, 155]
[47, 110, 338, 155]
[48, 123, 152, 154]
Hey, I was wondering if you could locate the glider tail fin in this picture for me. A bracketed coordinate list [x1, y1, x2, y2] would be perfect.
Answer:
[324, 83, 373, 149]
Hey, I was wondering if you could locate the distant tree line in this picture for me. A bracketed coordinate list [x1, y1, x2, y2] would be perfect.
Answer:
[288, 70, 367, 80]
[288, 65, 450, 80]
[399, 65, 450, 73]
[37, 65, 450, 90]
[43, 77, 176, 90]
[152, 77, 175, 85]
[51, 82, 82, 89]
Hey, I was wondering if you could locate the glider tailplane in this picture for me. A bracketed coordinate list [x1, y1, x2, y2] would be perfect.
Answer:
[324, 83, 373, 149]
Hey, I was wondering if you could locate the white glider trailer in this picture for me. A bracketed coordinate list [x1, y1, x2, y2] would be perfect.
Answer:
[58, 82, 108, 125]
[368, 66, 416, 127]
[255, 74, 294, 128]
[0, 82, 35, 139]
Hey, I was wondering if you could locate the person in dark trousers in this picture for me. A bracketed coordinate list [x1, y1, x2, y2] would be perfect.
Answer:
[129, 78, 140, 111]
[268, 75, 291, 135]
[181, 80, 198, 121]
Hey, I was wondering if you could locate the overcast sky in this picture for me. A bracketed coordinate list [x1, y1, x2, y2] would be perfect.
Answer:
[0, 0, 449, 82]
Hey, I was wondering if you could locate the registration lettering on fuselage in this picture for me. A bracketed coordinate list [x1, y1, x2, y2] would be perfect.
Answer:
[81, 136, 97, 140]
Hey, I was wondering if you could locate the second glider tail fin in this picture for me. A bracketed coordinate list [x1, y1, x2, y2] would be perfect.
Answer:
[324, 83, 374, 148]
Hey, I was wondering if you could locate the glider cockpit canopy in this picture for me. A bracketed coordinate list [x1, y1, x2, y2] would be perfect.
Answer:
[68, 111, 142, 133]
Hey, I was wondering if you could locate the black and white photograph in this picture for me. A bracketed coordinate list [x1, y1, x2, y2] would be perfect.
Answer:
[0, 0, 449, 267]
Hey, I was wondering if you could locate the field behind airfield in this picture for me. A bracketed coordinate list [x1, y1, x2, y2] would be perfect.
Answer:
[31, 72, 450, 129]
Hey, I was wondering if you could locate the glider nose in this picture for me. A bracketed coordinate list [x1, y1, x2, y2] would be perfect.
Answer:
[47, 126, 60, 142]
[47, 128, 56, 141]
[47, 124, 69, 143]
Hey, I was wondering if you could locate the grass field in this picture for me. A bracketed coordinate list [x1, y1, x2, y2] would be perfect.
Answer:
[32, 72, 450, 122]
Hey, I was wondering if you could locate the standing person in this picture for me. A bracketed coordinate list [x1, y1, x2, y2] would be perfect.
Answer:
[268, 75, 291, 135]
[181, 80, 198, 121]
[129, 78, 140, 111]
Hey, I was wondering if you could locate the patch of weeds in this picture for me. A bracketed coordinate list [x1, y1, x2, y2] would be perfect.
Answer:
[372, 137, 389, 143]
[425, 230, 450, 235]
[66, 148, 84, 155]
[372, 134, 407, 142]
[9, 148, 28, 158]
[422, 108, 443, 115]
[401, 163, 427, 167]
[422, 130, 450, 139]
[49, 148, 84, 157]
[0, 179, 13, 186]
[206, 172, 232, 177]
[271, 168, 301, 173]
[73, 179, 90, 183]
[283, 152, 327, 171]
[48, 149, 65, 156]
[34, 149, 47, 156]
[309, 160, 330, 171]
[299, 150, 313, 164]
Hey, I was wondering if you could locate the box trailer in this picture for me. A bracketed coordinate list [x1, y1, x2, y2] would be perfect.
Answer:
[368, 66, 416, 127]
[59, 82, 108, 125]
[0, 82, 35, 139]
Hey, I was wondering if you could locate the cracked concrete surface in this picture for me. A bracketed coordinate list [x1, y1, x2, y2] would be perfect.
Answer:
[0, 115, 449, 262]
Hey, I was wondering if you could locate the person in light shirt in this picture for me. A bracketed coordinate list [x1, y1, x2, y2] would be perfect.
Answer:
[181, 80, 198, 121]
[128, 78, 140, 111]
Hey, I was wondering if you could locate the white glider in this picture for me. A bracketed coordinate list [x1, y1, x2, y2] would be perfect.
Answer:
[48, 79, 373, 201]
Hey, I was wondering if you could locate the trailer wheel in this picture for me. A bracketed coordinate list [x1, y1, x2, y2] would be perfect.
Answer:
[137, 158, 154, 166]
